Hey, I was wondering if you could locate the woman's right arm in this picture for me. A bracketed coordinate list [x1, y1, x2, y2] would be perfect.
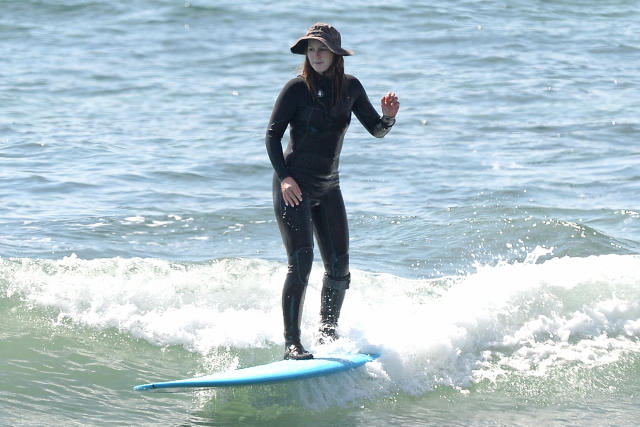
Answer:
[265, 79, 299, 181]
[265, 79, 304, 206]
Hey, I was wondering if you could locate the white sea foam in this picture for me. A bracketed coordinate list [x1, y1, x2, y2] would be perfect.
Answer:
[2, 253, 639, 399]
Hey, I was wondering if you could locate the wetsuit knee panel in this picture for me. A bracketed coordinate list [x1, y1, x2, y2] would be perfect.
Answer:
[287, 246, 314, 284]
[322, 252, 349, 289]
[323, 272, 350, 290]
[324, 252, 349, 279]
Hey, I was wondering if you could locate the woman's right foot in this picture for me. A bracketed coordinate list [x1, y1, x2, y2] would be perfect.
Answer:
[284, 343, 314, 360]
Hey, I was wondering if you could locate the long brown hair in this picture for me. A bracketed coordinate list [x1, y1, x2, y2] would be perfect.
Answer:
[301, 52, 345, 107]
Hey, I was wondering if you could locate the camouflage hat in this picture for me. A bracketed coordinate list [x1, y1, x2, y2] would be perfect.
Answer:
[290, 22, 354, 56]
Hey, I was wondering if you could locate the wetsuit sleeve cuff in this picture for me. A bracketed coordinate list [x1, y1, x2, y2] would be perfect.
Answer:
[277, 171, 290, 181]
[381, 115, 396, 128]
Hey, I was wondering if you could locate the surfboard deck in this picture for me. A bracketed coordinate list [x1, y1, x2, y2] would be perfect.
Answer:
[133, 352, 380, 391]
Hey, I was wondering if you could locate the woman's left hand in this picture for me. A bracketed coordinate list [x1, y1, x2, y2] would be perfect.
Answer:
[381, 92, 400, 117]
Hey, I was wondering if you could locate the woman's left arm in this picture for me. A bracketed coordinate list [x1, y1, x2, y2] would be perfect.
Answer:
[351, 78, 400, 138]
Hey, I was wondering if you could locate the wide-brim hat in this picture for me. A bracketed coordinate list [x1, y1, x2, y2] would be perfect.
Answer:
[290, 22, 354, 56]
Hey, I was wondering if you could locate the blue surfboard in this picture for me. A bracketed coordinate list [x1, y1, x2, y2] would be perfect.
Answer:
[133, 352, 379, 391]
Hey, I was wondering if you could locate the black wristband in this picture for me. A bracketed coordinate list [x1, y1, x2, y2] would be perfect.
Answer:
[381, 115, 396, 127]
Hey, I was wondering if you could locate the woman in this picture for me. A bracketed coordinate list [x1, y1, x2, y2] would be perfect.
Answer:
[266, 22, 400, 360]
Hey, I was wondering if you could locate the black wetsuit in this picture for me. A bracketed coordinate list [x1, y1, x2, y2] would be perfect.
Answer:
[266, 73, 394, 352]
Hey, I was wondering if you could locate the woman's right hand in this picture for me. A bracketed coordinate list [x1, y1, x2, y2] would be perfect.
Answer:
[281, 176, 303, 207]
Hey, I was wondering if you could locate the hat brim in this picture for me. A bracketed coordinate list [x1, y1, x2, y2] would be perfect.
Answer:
[290, 37, 354, 56]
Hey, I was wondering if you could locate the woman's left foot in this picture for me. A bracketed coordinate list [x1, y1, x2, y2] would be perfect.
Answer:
[317, 323, 339, 345]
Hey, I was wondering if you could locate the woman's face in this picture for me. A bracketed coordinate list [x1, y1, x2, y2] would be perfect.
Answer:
[306, 39, 334, 74]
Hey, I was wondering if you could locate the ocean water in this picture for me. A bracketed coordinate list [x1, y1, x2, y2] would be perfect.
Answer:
[1, 0, 639, 425]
